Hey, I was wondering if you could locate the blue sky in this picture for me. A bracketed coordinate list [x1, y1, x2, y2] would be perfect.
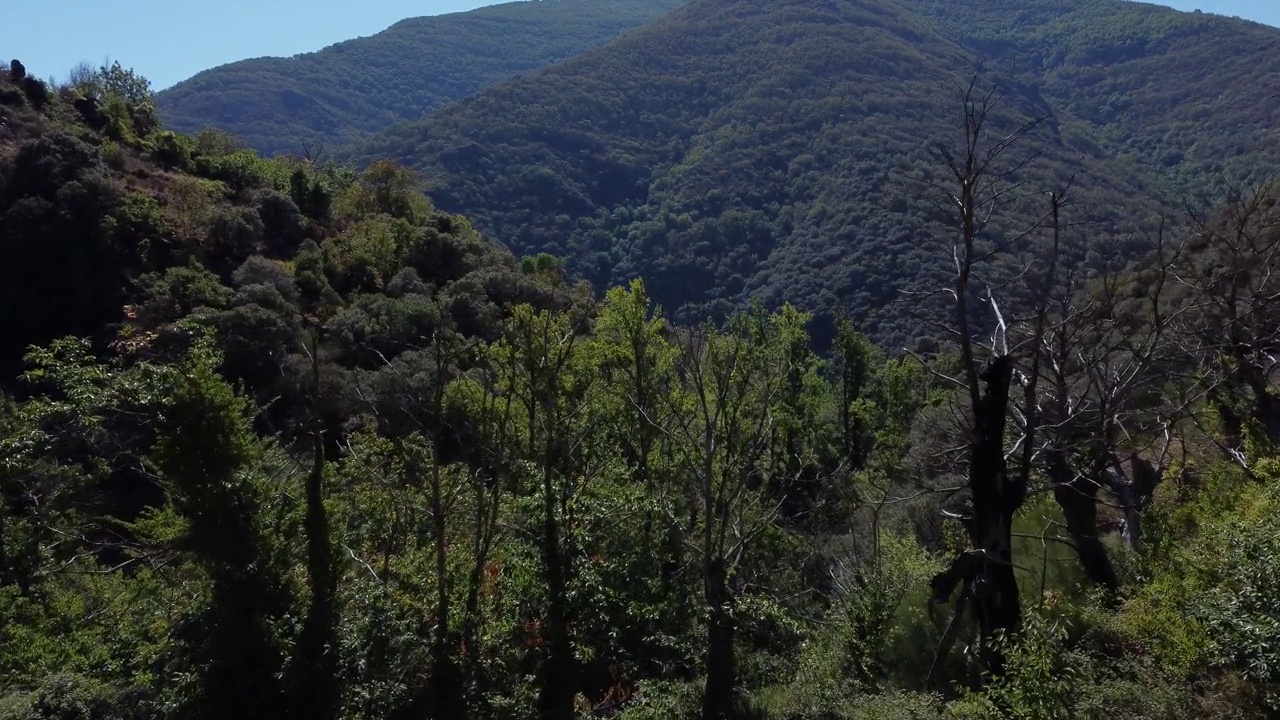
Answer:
[1161, 0, 1280, 25]
[0, 1, 495, 89]
[3, 0, 1278, 90]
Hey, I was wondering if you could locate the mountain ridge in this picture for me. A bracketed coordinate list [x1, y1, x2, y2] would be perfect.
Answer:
[155, 0, 690, 156]
[348, 0, 1257, 345]
[896, 0, 1280, 197]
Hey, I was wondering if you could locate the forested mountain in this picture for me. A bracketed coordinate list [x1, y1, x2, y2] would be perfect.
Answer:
[349, 0, 1280, 347]
[155, 0, 690, 157]
[7, 36, 1280, 719]
[896, 0, 1280, 196]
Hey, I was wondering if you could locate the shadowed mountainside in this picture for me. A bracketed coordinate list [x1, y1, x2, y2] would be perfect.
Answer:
[347, 0, 1280, 346]
[156, 0, 689, 156]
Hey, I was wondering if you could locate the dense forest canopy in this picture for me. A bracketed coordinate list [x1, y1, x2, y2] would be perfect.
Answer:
[347, 0, 1280, 349]
[4, 0, 1280, 714]
[155, 0, 690, 157]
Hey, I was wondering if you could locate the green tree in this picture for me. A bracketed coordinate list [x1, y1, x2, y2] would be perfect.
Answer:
[6, 337, 290, 717]
[282, 332, 340, 720]
[492, 303, 600, 719]
[337, 160, 432, 225]
[0, 132, 127, 378]
[668, 309, 799, 719]
[144, 337, 290, 719]
[832, 317, 878, 473]
[97, 60, 153, 105]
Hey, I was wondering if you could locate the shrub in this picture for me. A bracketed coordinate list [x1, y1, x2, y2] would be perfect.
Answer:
[129, 101, 158, 137]
[334, 159, 432, 225]
[99, 140, 125, 170]
[613, 680, 702, 720]
[102, 95, 134, 142]
[3, 131, 104, 198]
[1194, 509, 1280, 709]
[293, 240, 342, 313]
[162, 175, 221, 244]
[195, 149, 268, 196]
[322, 217, 406, 294]
[19, 77, 47, 109]
[949, 605, 1079, 720]
[192, 126, 242, 157]
[254, 189, 307, 256]
[289, 167, 332, 221]
[755, 689, 945, 720]
[135, 260, 231, 325]
[0, 673, 130, 720]
[385, 267, 430, 297]
[207, 206, 265, 266]
[200, 303, 300, 390]
[233, 256, 299, 303]
[149, 131, 193, 171]
[0, 84, 24, 108]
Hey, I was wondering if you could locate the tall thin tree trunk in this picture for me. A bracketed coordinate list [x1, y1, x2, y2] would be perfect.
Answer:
[1255, 380, 1280, 446]
[1118, 489, 1144, 551]
[702, 557, 736, 720]
[428, 335, 464, 719]
[538, 457, 575, 720]
[289, 340, 339, 719]
[1048, 452, 1119, 598]
[932, 357, 1025, 671]
[0, 506, 7, 589]
[430, 456, 463, 718]
[1109, 454, 1164, 552]
[968, 357, 1023, 652]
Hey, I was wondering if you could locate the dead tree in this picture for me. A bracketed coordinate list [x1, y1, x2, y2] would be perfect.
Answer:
[1028, 220, 1187, 594]
[1175, 184, 1280, 465]
[914, 75, 1047, 678]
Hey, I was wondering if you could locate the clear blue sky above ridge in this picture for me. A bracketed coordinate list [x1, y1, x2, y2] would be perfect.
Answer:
[1, 1, 495, 89]
[2, 0, 1278, 91]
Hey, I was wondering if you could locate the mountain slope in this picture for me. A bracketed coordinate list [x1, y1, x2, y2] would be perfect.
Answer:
[156, 0, 689, 156]
[0, 61, 562, 386]
[348, 0, 1280, 345]
[897, 0, 1280, 199]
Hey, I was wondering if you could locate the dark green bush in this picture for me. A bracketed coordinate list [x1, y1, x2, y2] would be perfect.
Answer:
[254, 189, 307, 256]
[148, 130, 193, 170]
[19, 77, 47, 109]
[0, 84, 24, 108]
[0, 673, 132, 720]
[208, 206, 265, 266]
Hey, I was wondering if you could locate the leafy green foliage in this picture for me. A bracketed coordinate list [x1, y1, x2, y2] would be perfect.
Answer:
[96, 61, 153, 106]
[0, 673, 132, 720]
[6, 36, 1280, 720]
[0, 131, 128, 379]
[63, 60, 154, 106]
[951, 606, 1078, 720]
[1197, 517, 1280, 708]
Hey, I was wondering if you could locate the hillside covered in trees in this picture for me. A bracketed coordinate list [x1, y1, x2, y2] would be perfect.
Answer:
[8, 39, 1280, 719]
[154, 0, 690, 158]
[347, 0, 1280, 348]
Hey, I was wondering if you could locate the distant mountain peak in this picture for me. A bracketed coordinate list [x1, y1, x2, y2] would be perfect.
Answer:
[156, 0, 690, 156]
